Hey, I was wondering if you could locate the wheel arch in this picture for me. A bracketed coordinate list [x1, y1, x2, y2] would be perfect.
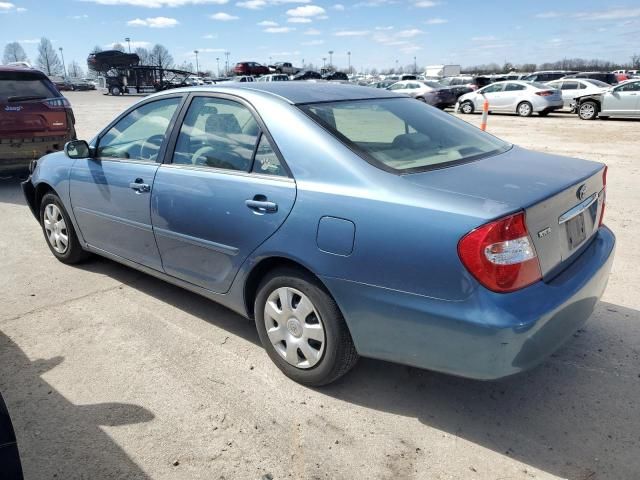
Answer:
[243, 256, 329, 319]
[33, 182, 58, 221]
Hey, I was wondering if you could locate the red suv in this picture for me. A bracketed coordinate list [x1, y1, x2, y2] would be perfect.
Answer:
[0, 66, 76, 173]
[233, 62, 270, 77]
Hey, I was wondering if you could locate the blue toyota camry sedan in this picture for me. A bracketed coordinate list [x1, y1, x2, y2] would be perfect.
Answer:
[22, 83, 615, 386]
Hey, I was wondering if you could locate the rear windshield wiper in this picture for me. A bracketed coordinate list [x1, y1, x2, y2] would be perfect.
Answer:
[6, 95, 47, 102]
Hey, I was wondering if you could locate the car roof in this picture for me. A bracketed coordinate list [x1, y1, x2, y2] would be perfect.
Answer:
[148, 82, 404, 104]
[0, 65, 45, 74]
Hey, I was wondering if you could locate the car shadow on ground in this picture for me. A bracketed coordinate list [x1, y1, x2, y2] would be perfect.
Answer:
[0, 176, 30, 206]
[319, 301, 640, 480]
[0, 331, 154, 479]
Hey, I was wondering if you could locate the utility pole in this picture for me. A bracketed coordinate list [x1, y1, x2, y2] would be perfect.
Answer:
[194, 50, 199, 74]
[413, 56, 417, 73]
[322, 57, 326, 68]
[225, 51, 230, 75]
[395, 59, 398, 73]
[328, 50, 334, 68]
[347, 51, 351, 74]
[59, 47, 67, 78]
[125, 37, 131, 53]
[216, 57, 220, 77]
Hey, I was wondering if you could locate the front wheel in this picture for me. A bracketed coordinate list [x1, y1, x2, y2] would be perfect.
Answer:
[517, 101, 533, 117]
[578, 101, 598, 120]
[40, 193, 90, 264]
[460, 101, 474, 114]
[109, 86, 121, 96]
[254, 268, 358, 386]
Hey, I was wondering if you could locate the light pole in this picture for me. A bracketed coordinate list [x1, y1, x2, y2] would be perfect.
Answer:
[413, 56, 417, 74]
[225, 51, 230, 75]
[125, 37, 131, 53]
[59, 47, 67, 78]
[328, 50, 334, 68]
[322, 57, 326, 68]
[395, 59, 398, 73]
[216, 57, 220, 77]
[347, 51, 351, 74]
[194, 50, 199, 74]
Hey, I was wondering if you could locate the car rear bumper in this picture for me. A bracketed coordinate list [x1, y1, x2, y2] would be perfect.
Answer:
[322, 226, 615, 380]
[0, 136, 69, 172]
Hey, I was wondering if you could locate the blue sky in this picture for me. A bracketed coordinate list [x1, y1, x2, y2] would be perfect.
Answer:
[1, 0, 638, 73]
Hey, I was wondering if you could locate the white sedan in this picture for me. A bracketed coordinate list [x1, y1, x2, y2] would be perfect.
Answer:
[546, 78, 610, 111]
[457, 80, 564, 117]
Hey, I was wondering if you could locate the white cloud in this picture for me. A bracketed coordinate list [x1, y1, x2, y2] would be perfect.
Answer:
[414, 0, 437, 7]
[264, 26, 295, 33]
[471, 35, 497, 41]
[18, 38, 40, 44]
[288, 17, 311, 23]
[127, 16, 179, 27]
[334, 30, 369, 36]
[286, 4, 325, 17]
[355, 0, 395, 6]
[71, 13, 89, 19]
[104, 41, 151, 49]
[425, 17, 447, 24]
[210, 12, 239, 20]
[535, 11, 562, 18]
[202, 33, 217, 38]
[270, 50, 300, 56]
[236, 0, 265, 8]
[575, 8, 640, 21]
[375, 25, 394, 30]
[396, 28, 423, 38]
[332, 3, 344, 10]
[257, 20, 278, 26]
[0, 2, 15, 9]
[301, 39, 324, 45]
[304, 28, 321, 35]
[83, 0, 228, 6]
[16, 6, 26, 12]
[193, 47, 227, 52]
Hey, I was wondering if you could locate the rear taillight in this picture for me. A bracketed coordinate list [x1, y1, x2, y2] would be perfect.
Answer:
[458, 212, 542, 293]
[599, 165, 607, 227]
[535, 90, 555, 97]
[44, 97, 70, 109]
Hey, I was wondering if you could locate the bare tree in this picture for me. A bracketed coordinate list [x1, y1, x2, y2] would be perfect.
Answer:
[91, 45, 103, 53]
[36, 38, 62, 76]
[112, 43, 125, 52]
[150, 44, 173, 69]
[177, 61, 194, 72]
[631, 53, 640, 69]
[67, 60, 84, 78]
[3, 42, 28, 64]
[134, 47, 151, 66]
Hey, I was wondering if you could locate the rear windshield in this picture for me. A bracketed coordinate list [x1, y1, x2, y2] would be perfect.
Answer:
[300, 98, 511, 174]
[0, 71, 57, 101]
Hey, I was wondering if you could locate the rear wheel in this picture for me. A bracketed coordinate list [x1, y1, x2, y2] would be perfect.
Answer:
[40, 193, 90, 264]
[460, 101, 474, 114]
[254, 268, 358, 386]
[578, 101, 598, 120]
[517, 101, 533, 117]
[416, 96, 427, 102]
[109, 86, 121, 96]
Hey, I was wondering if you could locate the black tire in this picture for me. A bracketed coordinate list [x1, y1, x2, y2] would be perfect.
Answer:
[599, 115, 609, 120]
[109, 86, 121, 96]
[578, 100, 598, 120]
[254, 268, 358, 386]
[517, 101, 533, 117]
[39, 193, 90, 264]
[538, 110, 550, 117]
[416, 96, 427, 103]
[460, 100, 474, 114]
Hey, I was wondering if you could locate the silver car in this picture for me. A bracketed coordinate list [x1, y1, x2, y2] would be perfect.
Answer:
[387, 80, 457, 109]
[257, 74, 290, 82]
[576, 79, 640, 120]
[457, 80, 564, 117]
[546, 78, 609, 110]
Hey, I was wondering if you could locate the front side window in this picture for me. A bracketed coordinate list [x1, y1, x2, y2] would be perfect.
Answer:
[480, 83, 504, 94]
[172, 96, 260, 171]
[300, 98, 511, 174]
[97, 97, 181, 162]
[616, 81, 640, 92]
[388, 83, 405, 90]
[504, 83, 526, 91]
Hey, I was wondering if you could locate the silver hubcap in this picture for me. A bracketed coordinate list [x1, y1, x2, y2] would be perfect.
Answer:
[581, 104, 595, 118]
[264, 287, 325, 369]
[462, 103, 472, 113]
[43, 204, 69, 254]
[519, 103, 531, 116]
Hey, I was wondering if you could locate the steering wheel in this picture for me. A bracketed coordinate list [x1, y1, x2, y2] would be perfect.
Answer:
[138, 134, 165, 162]
[191, 146, 217, 166]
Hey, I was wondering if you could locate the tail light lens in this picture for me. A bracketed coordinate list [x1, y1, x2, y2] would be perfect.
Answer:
[599, 165, 607, 227]
[535, 90, 555, 97]
[44, 97, 71, 109]
[458, 212, 542, 293]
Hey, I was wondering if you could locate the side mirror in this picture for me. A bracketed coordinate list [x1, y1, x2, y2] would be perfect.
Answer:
[64, 140, 91, 159]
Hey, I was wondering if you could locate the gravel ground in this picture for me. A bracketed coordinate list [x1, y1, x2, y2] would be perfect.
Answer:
[0, 91, 638, 480]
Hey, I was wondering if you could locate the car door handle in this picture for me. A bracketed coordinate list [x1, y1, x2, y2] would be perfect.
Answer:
[129, 179, 150, 193]
[245, 199, 278, 213]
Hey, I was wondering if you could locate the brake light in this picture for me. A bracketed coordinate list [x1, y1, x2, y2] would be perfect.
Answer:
[599, 165, 607, 227]
[44, 97, 71, 109]
[458, 212, 542, 293]
[535, 90, 555, 96]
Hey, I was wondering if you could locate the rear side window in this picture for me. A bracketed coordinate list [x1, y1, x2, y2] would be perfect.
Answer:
[0, 71, 57, 101]
[561, 81, 579, 90]
[300, 98, 511, 174]
[504, 83, 526, 91]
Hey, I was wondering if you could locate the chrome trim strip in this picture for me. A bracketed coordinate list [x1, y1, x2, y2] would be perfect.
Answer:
[154, 227, 239, 256]
[558, 193, 598, 225]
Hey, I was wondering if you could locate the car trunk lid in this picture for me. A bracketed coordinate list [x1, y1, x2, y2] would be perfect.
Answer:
[404, 146, 606, 279]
